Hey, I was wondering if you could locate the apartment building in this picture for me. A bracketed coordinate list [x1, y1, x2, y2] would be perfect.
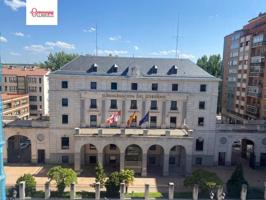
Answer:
[0, 65, 50, 117]
[222, 12, 266, 123]
[1, 93, 29, 120]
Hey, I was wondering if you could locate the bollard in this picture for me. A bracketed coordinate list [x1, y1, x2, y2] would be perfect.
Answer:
[241, 184, 247, 200]
[217, 186, 223, 200]
[144, 184, 149, 200]
[120, 182, 125, 200]
[19, 181, 26, 200]
[168, 182, 174, 200]
[192, 184, 199, 200]
[70, 183, 76, 200]
[95, 182, 100, 200]
[264, 182, 266, 200]
[45, 181, 50, 199]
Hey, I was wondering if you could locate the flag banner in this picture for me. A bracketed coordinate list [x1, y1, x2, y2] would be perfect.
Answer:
[106, 111, 121, 124]
[127, 112, 137, 127]
[139, 112, 149, 126]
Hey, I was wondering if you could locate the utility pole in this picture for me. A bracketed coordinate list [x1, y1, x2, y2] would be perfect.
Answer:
[95, 24, 98, 56]
[175, 14, 180, 59]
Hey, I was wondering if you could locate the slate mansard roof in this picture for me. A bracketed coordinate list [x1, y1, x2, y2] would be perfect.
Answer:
[51, 55, 218, 80]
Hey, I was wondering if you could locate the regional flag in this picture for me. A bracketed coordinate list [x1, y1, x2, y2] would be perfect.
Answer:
[127, 112, 137, 127]
[106, 111, 121, 124]
[139, 112, 149, 126]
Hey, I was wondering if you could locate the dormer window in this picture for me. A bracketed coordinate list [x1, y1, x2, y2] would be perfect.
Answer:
[108, 64, 118, 73]
[87, 63, 98, 73]
[167, 65, 178, 75]
[147, 65, 158, 75]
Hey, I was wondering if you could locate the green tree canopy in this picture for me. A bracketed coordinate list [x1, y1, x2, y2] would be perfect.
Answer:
[197, 54, 222, 78]
[47, 166, 77, 194]
[39, 51, 79, 71]
[184, 169, 223, 194]
[15, 174, 36, 197]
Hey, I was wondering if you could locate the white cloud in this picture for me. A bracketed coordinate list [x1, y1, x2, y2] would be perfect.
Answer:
[150, 49, 176, 56]
[83, 27, 96, 33]
[98, 49, 128, 56]
[13, 32, 24, 37]
[179, 53, 195, 59]
[4, 0, 26, 11]
[10, 52, 20, 56]
[45, 41, 75, 49]
[24, 44, 51, 53]
[109, 36, 122, 41]
[0, 36, 8, 43]
[133, 45, 139, 50]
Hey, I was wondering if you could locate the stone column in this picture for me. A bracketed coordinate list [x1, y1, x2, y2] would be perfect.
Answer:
[142, 153, 147, 177]
[95, 182, 100, 200]
[186, 154, 192, 175]
[217, 186, 223, 200]
[120, 182, 125, 200]
[161, 101, 166, 128]
[144, 184, 149, 200]
[163, 153, 169, 176]
[97, 151, 103, 166]
[101, 99, 106, 127]
[80, 98, 85, 127]
[19, 181, 25, 200]
[264, 182, 266, 200]
[120, 152, 125, 171]
[45, 181, 50, 199]
[74, 152, 81, 172]
[70, 183, 76, 200]
[122, 100, 126, 126]
[192, 184, 199, 200]
[241, 184, 247, 200]
[168, 182, 174, 200]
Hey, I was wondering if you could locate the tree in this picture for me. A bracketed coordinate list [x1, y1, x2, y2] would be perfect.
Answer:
[184, 169, 223, 194]
[226, 164, 248, 198]
[120, 169, 134, 193]
[15, 174, 36, 197]
[95, 162, 106, 186]
[39, 51, 79, 71]
[47, 166, 77, 194]
[105, 171, 121, 198]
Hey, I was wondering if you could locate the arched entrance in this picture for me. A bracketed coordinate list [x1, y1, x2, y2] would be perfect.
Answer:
[147, 145, 164, 175]
[103, 144, 120, 173]
[125, 144, 142, 175]
[231, 139, 255, 168]
[169, 145, 186, 175]
[80, 144, 98, 171]
[7, 135, 31, 163]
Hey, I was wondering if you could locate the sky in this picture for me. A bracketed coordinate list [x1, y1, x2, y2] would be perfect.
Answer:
[0, 0, 266, 64]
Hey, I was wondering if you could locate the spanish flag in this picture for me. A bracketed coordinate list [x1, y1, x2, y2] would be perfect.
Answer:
[127, 112, 137, 127]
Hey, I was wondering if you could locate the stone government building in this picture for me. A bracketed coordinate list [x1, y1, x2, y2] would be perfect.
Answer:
[3, 56, 266, 176]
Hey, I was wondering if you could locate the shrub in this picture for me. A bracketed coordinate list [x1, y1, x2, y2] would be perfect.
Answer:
[226, 164, 248, 198]
[15, 174, 36, 197]
[47, 166, 77, 194]
[105, 171, 121, 197]
[95, 162, 106, 186]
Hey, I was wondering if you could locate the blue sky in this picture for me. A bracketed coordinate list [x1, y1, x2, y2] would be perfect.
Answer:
[0, 0, 265, 64]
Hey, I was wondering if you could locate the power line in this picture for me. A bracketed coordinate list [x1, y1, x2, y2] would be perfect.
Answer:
[95, 24, 98, 56]
[175, 14, 180, 59]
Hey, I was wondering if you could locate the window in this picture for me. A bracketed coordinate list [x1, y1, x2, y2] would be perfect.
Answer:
[199, 101, 205, 110]
[90, 99, 97, 108]
[61, 81, 68, 89]
[131, 83, 138, 90]
[150, 100, 157, 110]
[195, 157, 202, 165]
[110, 99, 117, 109]
[62, 114, 68, 124]
[61, 137, 69, 149]
[28, 86, 36, 92]
[29, 96, 37, 102]
[200, 84, 206, 92]
[150, 145, 156, 151]
[39, 96, 42, 102]
[30, 105, 37, 110]
[130, 100, 137, 109]
[40, 105, 42, 109]
[169, 157, 175, 164]
[196, 138, 204, 151]
[149, 157, 156, 164]
[111, 82, 117, 90]
[39, 87, 42, 92]
[91, 82, 97, 89]
[198, 117, 204, 126]
[90, 115, 97, 127]
[152, 83, 158, 91]
[62, 156, 69, 164]
[39, 78, 42, 84]
[110, 144, 117, 150]
[170, 101, 177, 110]
[62, 98, 68, 107]
[4, 77, 7, 82]
[170, 117, 176, 128]
[150, 116, 157, 128]
[172, 84, 178, 91]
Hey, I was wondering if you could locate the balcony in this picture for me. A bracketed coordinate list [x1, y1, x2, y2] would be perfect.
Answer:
[246, 104, 259, 116]
[252, 41, 266, 48]
[247, 86, 262, 98]
[249, 66, 264, 77]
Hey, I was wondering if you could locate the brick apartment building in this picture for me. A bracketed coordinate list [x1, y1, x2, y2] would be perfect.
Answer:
[222, 13, 266, 123]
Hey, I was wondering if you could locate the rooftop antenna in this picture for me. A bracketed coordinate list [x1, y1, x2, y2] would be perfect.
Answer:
[175, 14, 180, 59]
[95, 24, 98, 56]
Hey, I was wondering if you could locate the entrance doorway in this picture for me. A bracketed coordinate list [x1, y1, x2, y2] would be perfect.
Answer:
[37, 150, 45, 164]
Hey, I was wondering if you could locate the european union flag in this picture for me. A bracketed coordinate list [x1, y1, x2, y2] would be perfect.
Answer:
[139, 112, 149, 126]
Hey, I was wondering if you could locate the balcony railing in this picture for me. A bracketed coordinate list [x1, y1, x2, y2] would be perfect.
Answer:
[246, 104, 258, 115]
[252, 41, 266, 47]
[247, 86, 262, 98]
